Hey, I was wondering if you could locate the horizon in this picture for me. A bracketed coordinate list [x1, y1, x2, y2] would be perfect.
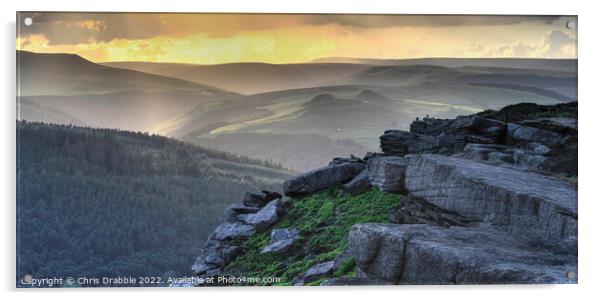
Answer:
[17, 49, 578, 66]
[16, 13, 577, 65]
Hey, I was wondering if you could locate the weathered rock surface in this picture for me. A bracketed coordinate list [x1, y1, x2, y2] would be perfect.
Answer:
[389, 196, 470, 227]
[292, 261, 335, 285]
[463, 143, 511, 161]
[342, 169, 371, 196]
[405, 154, 577, 242]
[283, 162, 365, 196]
[238, 199, 283, 232]
[380, 130, 456, 155]
[506, 123, 567, 147]
[463, 143, 548, 169]
[349, 223, 577, 284]
[367, 156, 410, 193]
[261, 228, 300, 254]
[520, 117, 577, 135]
[411, 115, 506, 145]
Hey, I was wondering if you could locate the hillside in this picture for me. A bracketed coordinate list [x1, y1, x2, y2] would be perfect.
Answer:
[16, 121, 293, 287]
[17, 51, 238, 132]
[103, 61, 370, 94]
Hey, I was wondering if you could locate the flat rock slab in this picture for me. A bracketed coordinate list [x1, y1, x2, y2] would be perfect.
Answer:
[349, 223, 577, 284]
[405, 154, 577, 242]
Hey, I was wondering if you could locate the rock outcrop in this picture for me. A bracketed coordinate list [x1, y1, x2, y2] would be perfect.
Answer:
[187, 102, 577, 286]
[349, 223, 577, 284]
[386, 106, 577, 175]
[191, 190, 286, 278]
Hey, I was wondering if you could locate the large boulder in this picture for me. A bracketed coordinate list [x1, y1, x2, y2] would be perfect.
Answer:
[405, 154, 577, 242]
[349, 223, 577, 284]
[261, 228, 301, 255]
[367, 156, 410, 193]
[283, 162, 365, 197]
[237, 199, 283, 232]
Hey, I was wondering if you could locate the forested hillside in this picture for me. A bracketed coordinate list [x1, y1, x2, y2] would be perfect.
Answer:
[16, 121, 292, 286]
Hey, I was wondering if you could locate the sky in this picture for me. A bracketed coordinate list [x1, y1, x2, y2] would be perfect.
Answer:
[16, 13, 577, 64]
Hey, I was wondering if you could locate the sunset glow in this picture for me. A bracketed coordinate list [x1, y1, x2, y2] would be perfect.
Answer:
[17, 13, 577, 64]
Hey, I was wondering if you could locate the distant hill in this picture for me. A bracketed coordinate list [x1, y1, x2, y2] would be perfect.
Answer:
[17, 51, 235, 96]
[16, 121, 292, 285]
[17, 51, 238, 132]
[311, 57, 577, 72]
[346, 64, 577, 101]
[103, 61, 370, 94]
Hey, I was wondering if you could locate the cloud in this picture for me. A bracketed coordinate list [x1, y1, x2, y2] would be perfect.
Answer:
[303, 15, 560, 28]
[541, 30, 577, 57]
[481, 29, 576, 58]
[17, 12, 563, 45]
[466, 42, 484, 53]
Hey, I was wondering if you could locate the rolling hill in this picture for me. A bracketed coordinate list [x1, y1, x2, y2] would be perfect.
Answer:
[17, 51, 238, 131]
[103, 61, 371, 94]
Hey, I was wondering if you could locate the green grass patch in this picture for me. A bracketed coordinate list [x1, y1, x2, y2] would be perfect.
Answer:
[224, 188, 402, 285]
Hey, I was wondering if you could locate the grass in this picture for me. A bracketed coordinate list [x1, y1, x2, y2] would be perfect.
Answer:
[224, 188, 402, 285]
